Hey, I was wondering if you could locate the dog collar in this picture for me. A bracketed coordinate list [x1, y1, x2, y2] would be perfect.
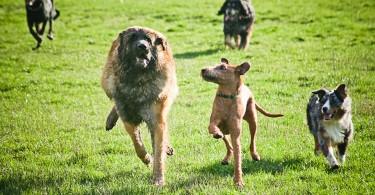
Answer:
[216, 92, 238, 100]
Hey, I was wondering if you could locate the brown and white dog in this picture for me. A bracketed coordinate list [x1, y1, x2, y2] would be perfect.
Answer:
[101, 26, 178, 186]
[201, 58, 283, 187]
[307, 84, 354, 169]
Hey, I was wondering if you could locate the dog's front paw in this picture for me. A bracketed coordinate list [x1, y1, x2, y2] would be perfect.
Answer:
[142, 154, 153, 167]
[166, 146, 174, 156]
[234, 180, 244, 189]
[221, 159, 229, 165]
[251, 152, 260, 161]
[32, 41, 41, 50]
[47, 33, 54, 40]
[153, 176, 165, 187]
[330, 164, 340, 170]
[212, 132, 224, 139]
[338, 154, 346, 165]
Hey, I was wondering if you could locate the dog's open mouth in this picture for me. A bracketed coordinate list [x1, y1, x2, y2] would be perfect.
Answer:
[135, 54, 151, 68]
[323, 112, 335, 120]
[323, 113, 333, 120]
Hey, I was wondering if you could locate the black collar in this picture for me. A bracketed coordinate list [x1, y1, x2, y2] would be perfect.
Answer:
[216, 92, 238, 100]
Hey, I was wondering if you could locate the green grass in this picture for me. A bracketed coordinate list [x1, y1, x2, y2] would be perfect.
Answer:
[0, 0, 374, 194]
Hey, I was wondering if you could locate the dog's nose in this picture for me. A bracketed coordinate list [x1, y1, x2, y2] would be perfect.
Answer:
[201, 69, 207, 75]
[137, 43, 147, 50]
[322, 107, 328, 113]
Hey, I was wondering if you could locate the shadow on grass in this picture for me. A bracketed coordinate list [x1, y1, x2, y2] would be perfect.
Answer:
[202, 157, 306, 176]
[0, 170, 150, 194]
[174, 48, 220, 59]
[169, 157, 306, 190]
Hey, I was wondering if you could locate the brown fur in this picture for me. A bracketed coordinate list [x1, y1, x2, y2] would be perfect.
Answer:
[101, 26, 178, 186]
[201, 58, 283, 187]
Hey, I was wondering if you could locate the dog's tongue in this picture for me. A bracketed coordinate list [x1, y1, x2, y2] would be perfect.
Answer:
[323, 113, 332, 120]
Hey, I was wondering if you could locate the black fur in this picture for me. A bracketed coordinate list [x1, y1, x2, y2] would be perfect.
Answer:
[217, 0, 255, 49]
[25, 0, 60, 50]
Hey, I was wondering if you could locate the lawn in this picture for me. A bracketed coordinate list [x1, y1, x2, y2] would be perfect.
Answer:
[0, 0, 374, 194]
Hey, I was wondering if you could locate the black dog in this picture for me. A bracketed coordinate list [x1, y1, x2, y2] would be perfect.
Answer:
[25, 0, 60, 50]
[218, 0, 255, 50]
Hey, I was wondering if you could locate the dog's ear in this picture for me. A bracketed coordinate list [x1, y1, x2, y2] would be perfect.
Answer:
[312, 88, 328, 99]
[117, 32, 127, 62]
[217, 1, 228, 15]
[155, 37, 166, 51]
[334, 84, 347, 101]
[235, 62, 251, 75]
[239, 0, 252, 16]
[221, 58, 229, 64]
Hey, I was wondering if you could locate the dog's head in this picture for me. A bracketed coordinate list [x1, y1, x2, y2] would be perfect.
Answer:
[218, 0, 252, 16]
[201, 58, 250, 85]
[117, 27, 167, 70]
[25, 0, 42, 10]
[312, 84, 348, 121]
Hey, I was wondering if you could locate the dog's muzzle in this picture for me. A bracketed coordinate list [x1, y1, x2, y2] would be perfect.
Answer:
[201, 69, 217, 82]
[134, 41, 152, 69]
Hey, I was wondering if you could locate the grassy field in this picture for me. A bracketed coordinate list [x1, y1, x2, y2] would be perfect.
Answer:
[1, 0, 374, 194]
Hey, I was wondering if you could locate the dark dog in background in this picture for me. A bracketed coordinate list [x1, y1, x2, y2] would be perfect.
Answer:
[307, 84, 354, 169]
[218, 0, 255, 50]
[25, 0, 60, 50]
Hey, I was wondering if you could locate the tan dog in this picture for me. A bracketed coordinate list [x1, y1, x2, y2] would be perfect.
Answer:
[101, 26, 178, 186]
[201, 58, 283, 187]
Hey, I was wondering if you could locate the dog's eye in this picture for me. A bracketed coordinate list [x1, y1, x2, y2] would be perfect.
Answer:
[219, 65, 227, 70]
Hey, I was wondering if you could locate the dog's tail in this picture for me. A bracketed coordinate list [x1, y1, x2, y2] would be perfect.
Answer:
[106, 106, 119, 131]
[53, 9, 60, 20]
[255, 103, 284, 118]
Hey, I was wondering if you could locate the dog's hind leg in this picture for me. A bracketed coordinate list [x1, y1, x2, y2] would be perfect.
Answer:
[244, 98, 260, 161]
[105, 106, 119, 131]
[224, 34, 235, 49]
[230, 124, 244, 188]
[28, 21, 42, 50]
[47, 19, 54, 40]
[234, 34, 241, 48]
[239, 32, 250, 50]
[124, 122, 153, 166]
[38, 21, 47, 36]
[221, 135, 233, 165]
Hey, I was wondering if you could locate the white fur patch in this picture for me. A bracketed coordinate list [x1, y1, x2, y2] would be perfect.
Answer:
[322, 99, 330, 112]
[323, 120, 345, 143]
[338, 154, 346, 165]
[326, 147, 338, 167]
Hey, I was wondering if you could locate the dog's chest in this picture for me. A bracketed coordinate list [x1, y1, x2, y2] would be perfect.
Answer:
[215, 85, 250, 120]
[115, 70, 167, 124]
[322, 121, 346, 144]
